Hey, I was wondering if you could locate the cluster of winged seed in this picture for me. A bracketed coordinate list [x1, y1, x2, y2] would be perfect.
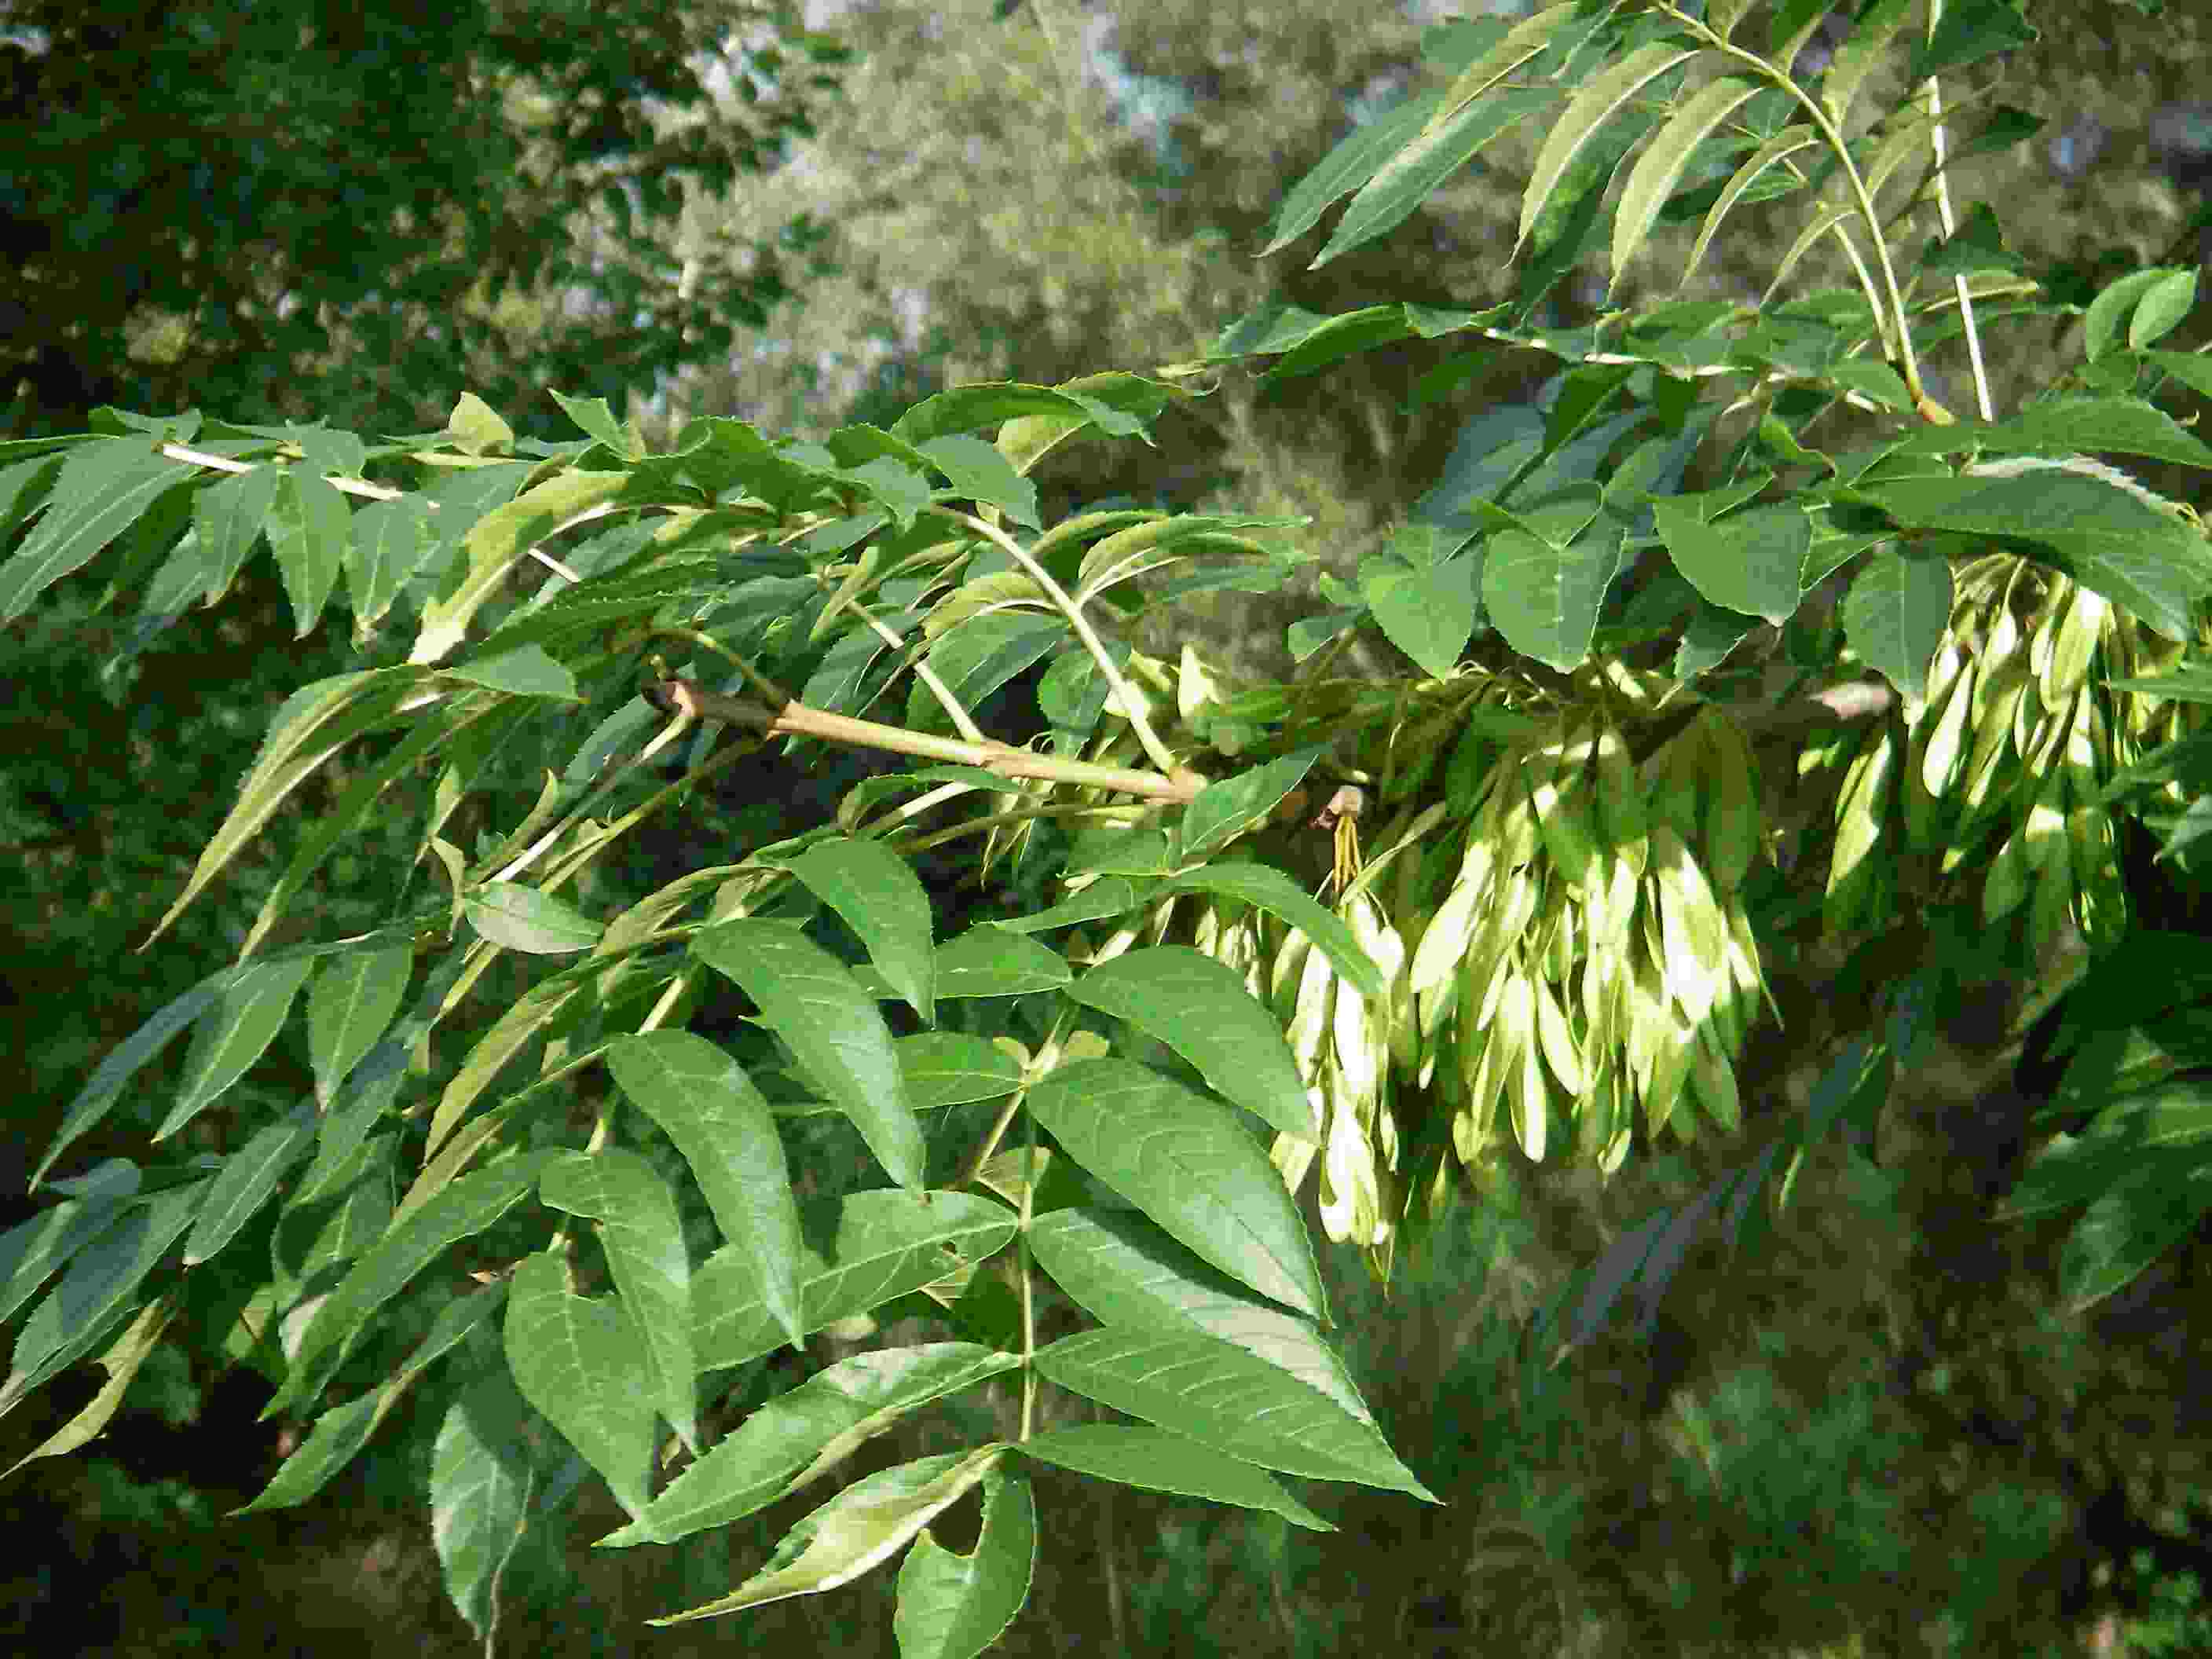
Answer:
[1186, 706, 1773, 1279]
[1829, 553, 2205, 953]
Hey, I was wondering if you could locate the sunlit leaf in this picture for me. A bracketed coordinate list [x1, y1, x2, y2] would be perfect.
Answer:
[1364, 550, 1482, 677]
[605, 1031, 804, 1355]
[1027, 1060, 1324, 1320]
[788, 837, 936, 1024]
[650, 1448, 1004, 1624]
[1684, 125, 1819, 282]
[1613, 75, 1762, 281]
[307, 944, 415, 1108]
[505, 1251, 655, 1518]
[1069, 948, 1319, 1138]
[1519, 41, 1702, 257]
[2, 1300, 174, 1480]
[424, 975, 587, 1164]
[540, 1148, 700, 1453]
[1027, 1207, 1377, 1427]
[413, 468, 638, 665]
[694, 920, 925, 1190]
[156, 956, 315, 1141]
[599, 1344, 1020, 1547]
[692, 1190, 1016, 1372]
[894, 1465, 1035, 1659]
[1016, 1426, 1330, 1532]
[464, 882, 603, 954]
[1840, 547, 1951, 702]
[430, 1366, 535, 1643]
[1032, 1327, 1434, 1499]
[1424, 2, 1584, 134]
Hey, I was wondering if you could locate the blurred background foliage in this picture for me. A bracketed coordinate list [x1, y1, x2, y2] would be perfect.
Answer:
[3, 1, 2210, 1654]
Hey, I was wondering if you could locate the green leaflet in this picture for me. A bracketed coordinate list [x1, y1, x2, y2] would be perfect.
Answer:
[1026, 1059, 1325, 1322]
[278, 1155, 551, 1406]
[693, 920, 925, 1190]
[0, 439, 200, 621]
[605, 1031, 805, 1355]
